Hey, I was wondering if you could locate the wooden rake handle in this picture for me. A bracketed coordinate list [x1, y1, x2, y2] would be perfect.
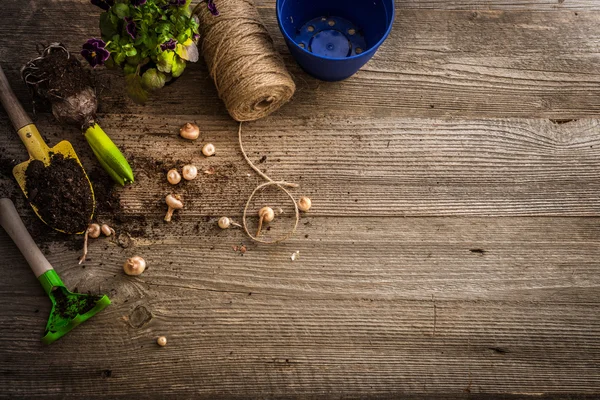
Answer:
[0, 198, 53, 278]
[0, 64, 33, 131]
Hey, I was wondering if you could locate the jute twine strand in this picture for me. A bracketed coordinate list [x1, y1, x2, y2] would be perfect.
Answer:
[238, 123, 300, 244]
[194, 0, 296, 122]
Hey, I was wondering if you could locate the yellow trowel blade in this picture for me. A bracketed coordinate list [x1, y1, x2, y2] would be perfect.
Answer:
[13, 139, 95, 235]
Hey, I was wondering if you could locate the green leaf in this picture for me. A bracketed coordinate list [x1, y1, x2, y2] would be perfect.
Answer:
[176, 33, 187, 44]
[175, 42, 198, 62]
[114, 51, 127, 66]
[125, 74, 149, 104]
[156, 50, 175, 73]
[85, 124, 135, 185]
[105, 56, 115, 69]
[182, 1, 192, 17]
[158, 33, 170, 45]
[123, 64, 136, 75]
[125, 47, 137, 57]
[141, 68, 167, 91]
[171, 55, 186, 78]
[155, 22, 171, 34]
[100, 11, 118, 38]
[126, 54, 142, 65]
[113, 3, 130, 18]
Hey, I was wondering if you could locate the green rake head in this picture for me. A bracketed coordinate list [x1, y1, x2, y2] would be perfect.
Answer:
[0, 198, 110, 344]
[39, 270, 110, 345]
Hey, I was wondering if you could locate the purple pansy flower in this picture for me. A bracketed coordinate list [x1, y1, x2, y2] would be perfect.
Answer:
[125, 17, 137, 39]
[192, 33, 200, 42]
[91, 0, 114, 11]
[131, 0, 147, 6]
[207, 0, 219, 16]
[170, 0, 186, 5]
[160, 39, 177, 51]
[81, 38, 110, 67]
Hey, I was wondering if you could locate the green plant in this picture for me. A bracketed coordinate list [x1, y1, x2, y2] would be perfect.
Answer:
[83, 0, 217, 103]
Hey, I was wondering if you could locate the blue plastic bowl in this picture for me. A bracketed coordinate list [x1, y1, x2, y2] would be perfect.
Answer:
[276, 0, 395, 81]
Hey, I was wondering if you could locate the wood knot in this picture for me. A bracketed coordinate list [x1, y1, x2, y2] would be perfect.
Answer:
[128, 305, 153, 328]
[117, 232, 133, 249]
[549, 118, 577, 125]
[488, 347, 509, 354]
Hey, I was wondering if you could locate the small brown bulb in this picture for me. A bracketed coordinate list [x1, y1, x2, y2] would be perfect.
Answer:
[182, 164, 198, 181]
[218, 216, 231, 229]
[157, 336, 167, 346]
[298, 196, 312, 212]
[218, 216, 241, 229]
[179, 122, 200, 140]
[259, 206, 275, 222]
[88, 223, 101, 239]
[123, 256, 146, 276]
[202, 143, 215, 157]
[101, 224, 115, 237]
[167, 169, 181, 185]
[165, 194, 184, 222]
[256, 206, 275, 237]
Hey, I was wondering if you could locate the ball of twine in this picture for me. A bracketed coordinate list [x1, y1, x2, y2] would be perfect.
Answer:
[193, 0, 296, 121]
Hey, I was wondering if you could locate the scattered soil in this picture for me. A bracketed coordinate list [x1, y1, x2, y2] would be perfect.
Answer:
[0, 152, 18, 203]
[89, 167, 120, 217]
[25, 153, 94, 234]
[89, 164, 150, 240]
[232, 243, 250, 256]
[0, 149, 16, 179]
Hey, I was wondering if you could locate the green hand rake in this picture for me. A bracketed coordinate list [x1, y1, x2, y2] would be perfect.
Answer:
[0, 198, 110, 344]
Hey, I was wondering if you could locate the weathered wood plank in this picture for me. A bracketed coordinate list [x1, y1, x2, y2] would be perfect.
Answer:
[1, 217, 598, 397]
[1, 5, 599, 118]
[1, 0, 599, 398]
[3, 115, 598, 218]
[393, 0, 600, 11]
[258, 0, 600, 11]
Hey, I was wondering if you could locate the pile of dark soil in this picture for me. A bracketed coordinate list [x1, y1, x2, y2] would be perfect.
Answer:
[25, 49, 93, 102]
[25, 154, 94, 234]
[22, 45, 97, 128]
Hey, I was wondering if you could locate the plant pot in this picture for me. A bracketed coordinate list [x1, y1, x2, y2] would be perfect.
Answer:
[276, 0, 395, 81]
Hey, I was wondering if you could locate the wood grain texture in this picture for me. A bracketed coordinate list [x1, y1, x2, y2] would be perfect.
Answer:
[2, 115, 599, 217]
[0, 217, 599, 398]
[393, 0, 600, 10]
[1, 3, 600, 118]
[0, 0, 599, 398]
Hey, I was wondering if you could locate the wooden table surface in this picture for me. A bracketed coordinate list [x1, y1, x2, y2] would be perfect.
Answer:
[1, 0, 599, 398]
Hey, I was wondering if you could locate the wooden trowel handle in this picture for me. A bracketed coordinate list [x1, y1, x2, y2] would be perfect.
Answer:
[0, 65, 33, 131]
[0, 198, 53, 278]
